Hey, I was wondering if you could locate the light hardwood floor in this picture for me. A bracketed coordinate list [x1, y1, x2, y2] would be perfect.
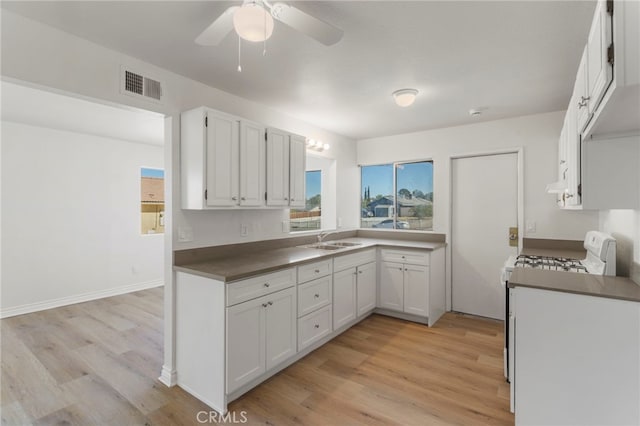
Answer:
[1, 288, 513, 425]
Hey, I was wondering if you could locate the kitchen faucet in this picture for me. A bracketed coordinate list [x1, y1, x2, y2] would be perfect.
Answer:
[317, 230, 339, 243]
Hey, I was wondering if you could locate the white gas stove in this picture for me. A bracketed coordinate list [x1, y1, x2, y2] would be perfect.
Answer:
[502, 231, 617, 413]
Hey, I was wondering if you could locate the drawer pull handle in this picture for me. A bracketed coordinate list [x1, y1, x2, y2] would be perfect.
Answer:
[314, 269, 320, 273]
[264, 283, 270, 287]
[399, 267, 403, 271]
[314, 294, 320, 298]
[314, 324, 320, 329]
[268, 301, 273, 306]
[358, 270, 363, 274]
[262, 303, 268, 308]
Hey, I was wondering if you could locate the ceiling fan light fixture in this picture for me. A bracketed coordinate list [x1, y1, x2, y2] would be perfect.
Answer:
[233, 2, 274, 42]
[392, 89, 419, 107]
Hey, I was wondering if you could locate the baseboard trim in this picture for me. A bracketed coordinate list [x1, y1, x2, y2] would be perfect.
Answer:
[159, 365, 177, 387]
[0, 280, 164, 318]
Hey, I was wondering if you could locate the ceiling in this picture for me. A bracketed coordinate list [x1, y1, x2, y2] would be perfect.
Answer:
[1, 81, 165, 145]
[1, 1, 596, 140]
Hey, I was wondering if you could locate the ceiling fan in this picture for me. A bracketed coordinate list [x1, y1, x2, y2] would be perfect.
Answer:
[195, 0, 344, 47]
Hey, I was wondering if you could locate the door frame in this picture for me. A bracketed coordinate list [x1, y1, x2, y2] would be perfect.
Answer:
[446, 148, 524, 312]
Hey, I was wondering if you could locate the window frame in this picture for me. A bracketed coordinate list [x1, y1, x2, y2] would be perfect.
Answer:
[360, 158, 434, 231]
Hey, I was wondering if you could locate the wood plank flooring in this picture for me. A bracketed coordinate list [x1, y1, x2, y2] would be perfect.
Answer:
[1, 288, 513, 425]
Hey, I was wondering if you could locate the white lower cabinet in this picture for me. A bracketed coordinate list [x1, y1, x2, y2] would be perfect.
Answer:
[380, 260, 429, 315]
[332, 249, 377, 329]
[356, 262, 376, 316]
[298, 304, 332, 350]
[226, 286, 296, 394]
[378, 248, 445, 326]
[332, 267, 357, 329]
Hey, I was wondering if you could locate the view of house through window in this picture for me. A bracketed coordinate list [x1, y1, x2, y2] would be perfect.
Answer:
[290, 170, 321, 232]
[141, 168, 165, 234]
[361, 161, 433, 231]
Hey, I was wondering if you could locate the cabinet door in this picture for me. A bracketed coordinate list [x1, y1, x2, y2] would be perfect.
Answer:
[575, 47, 590, 133]
[356, 262, 376, 317]
[586, 0, 612, 115]
[333, 267, 357, 329]
[266, 128, 290, 206]
[264, 288, 297, 371]
[404, 264, 429, 317]
[205, 111, 239, 207]
[239, 120, 265, 207]
[289, 134, 306, 208]
[226, 297, 266, 393]
[564, 98, 580, 206]
[379, 261, 404, 311]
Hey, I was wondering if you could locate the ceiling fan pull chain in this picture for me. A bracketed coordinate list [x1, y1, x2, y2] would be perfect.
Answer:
[237, 34, 242, 72]
[263, 7, 267, 56]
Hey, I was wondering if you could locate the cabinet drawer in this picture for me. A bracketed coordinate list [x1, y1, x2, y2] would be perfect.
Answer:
[298, 305, 332, 351]
[333, 248, 376, 272]
[297, 276, 332, 317]
[226, 268, 296, 306]
[298, 259, 332, 284]
[380, 248, 429, 265]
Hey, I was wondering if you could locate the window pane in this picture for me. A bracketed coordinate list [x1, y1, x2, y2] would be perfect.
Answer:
[290, 170, 321, 232]
[141, 168, 165, 234]
[361, 164, 394, 228]
[396, 161, 433, 231]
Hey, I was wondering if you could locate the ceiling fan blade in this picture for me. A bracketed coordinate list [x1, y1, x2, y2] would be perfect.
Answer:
[195, 6, 238, 46]
[271, 3, 343, 46]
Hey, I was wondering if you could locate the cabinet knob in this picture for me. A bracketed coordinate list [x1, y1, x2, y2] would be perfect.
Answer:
[314, 269, 320, 273]
[581, 95, 591, 102]
[241, 197, 246, 201]
[314, 324, 320, 329]
[314, 294, 320, 298]
[284, 197, 289, 201]
[264, 283, 270, 287]
[262, 303, 268, 308]
[399, 267, 403, 271]
[232, 196, 237, 201]
[268, 301, 273, 306]
[291, 198, 295, 201]
[358, 270, 363, 274]
[404, 268, 408, 271]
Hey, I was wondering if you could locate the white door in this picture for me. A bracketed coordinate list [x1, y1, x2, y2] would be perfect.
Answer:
[356, 262, 376, 316]
[239, 120, 265, 207]
[403, 264, 429, 317]
[452, 153, 518, 320]
[333, 268, 356, 329]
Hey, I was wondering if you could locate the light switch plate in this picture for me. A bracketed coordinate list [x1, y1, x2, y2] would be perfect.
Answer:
[178, 227, 194, 242]
[526, 221, 537, 233]
[240, 224, 248, 237]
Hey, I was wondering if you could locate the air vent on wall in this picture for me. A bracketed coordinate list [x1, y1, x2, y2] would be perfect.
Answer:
[121, 66, 163, 102]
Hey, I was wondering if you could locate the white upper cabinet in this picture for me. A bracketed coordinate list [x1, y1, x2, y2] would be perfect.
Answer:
[181, 107, 306, 210]
[575, 47, 590, 133]
[586, 0, 613, 116]
[266, 128, 290, 206]
[266, 128, 307, 208]
[289, 135, 306, 209]
[206, 111, 240, 207]
[239, 120, 266, 207]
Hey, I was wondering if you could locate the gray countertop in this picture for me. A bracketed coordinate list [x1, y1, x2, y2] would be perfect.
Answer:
[174, 237, 445, 282]
[508, 268, 640, 303]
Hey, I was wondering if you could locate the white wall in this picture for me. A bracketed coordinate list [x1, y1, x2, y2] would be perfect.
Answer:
[1, 121, 164, 316]
[357, 111, 600, 240]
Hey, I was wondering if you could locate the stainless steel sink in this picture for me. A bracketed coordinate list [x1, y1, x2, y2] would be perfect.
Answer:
[303, 241, 363, 250]
[329, 242, 362, 247]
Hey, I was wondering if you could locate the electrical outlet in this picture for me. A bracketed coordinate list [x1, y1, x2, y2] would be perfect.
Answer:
[240, 224, 248, 237]
[282, 220, 289, 233]
[337, 217, 343, 228]
[526, 221, 537, 233]
[178, 226, 194, 242]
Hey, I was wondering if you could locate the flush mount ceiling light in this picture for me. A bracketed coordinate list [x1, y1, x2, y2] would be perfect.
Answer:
[233, 1, 274, 42]
[392, 89, 419, 107]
